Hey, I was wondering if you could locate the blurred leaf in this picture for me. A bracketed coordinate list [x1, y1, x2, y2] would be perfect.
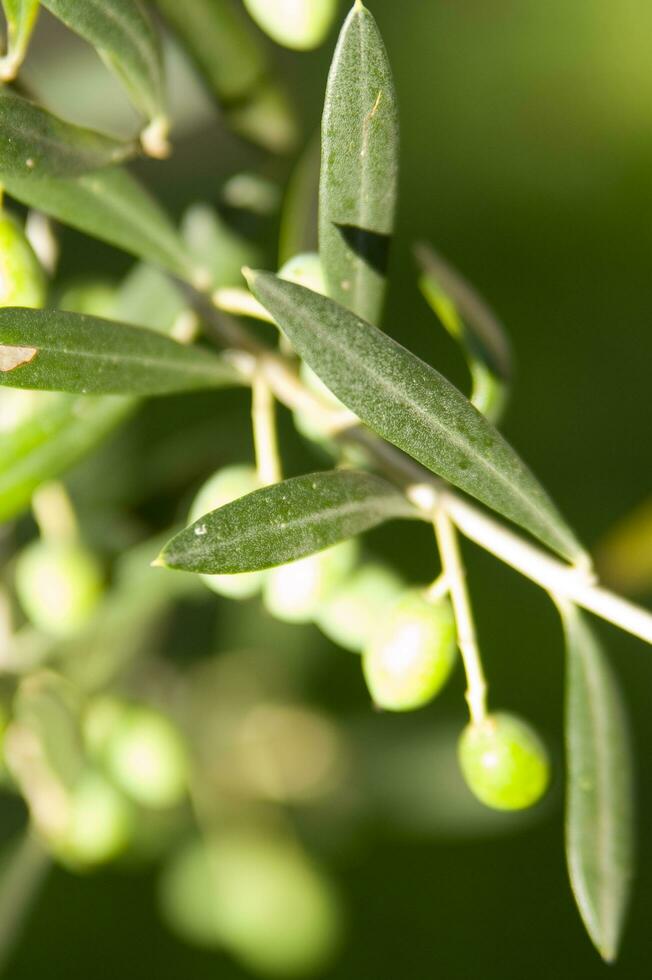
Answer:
[246, 270, 584, 563]
[0, 88, 136, 178]
[41, 0, 167, 131]
[319, 1, 398, 324]
[181, 203, 261, 290]
[0, 308, 237, 395]
[279, 134, 320, 266]
[0, 833, 50, 975]
[222, 173, 281, 217]
[2, 167, 202, 283]
[243, 0, 338, 51]
[156, 0, 297, 152]
[560, 601, 634, 962]
[595, 496, 652, 595]
[414, 242, 512, 424]
[0, 0, 40, 80]
[112, 262, 192, 334]
[159, 469, 414, 574]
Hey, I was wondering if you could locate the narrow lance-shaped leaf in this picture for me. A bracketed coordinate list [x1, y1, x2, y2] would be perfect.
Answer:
[414, 242, 513, 425]
[41, 0, 168, 151]
[0, 88, 137, 178]
[2, 167, 203, 284]
[155, 0, 297, 153]
[319, 1, 399, 325]
[559, 600, 634, 962]
[0, 0, 40, 80]
[158, 469, 415, 574]
[0, 308, 238, 396]
[245, 270, 584, 562]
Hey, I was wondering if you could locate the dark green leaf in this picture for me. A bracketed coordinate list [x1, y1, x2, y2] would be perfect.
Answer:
[158, 469, 415, 574]
[2, 167, 202, 283]
[155, 0, 297, 153]
[0, 88, 136, 177]
[414, 241, 512, 424]
[0, 0, 40, 79]
[0, 307, 238, 395]
[319, 1, 398, 324]
[245, 270, 584, 562]
[560, 601, 634, 962]
[41, 0, 167, 136]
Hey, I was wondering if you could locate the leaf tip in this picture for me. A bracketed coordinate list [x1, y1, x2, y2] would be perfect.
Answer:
[150, 555, 167, 569]
[241, 266, 256, 287]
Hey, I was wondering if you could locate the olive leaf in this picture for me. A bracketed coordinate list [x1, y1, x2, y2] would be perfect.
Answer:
[155, 0, 297, 153]
[0, 88, 137, 177]
[559, 601, 634, 962]
[279, 133, 320, 265]
[0, 308, 238, 396]
[0, 0, 40, 80]
[245, 270, 584, 563]
[414, 242, 513, 425]
[2, 167, 202, 284]
[40, 0, 167, 140]
[319, 1, 398, 325]
[158, 469, 415, 574]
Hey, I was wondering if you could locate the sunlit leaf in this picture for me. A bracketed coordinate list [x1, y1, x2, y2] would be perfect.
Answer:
[414, 241, 512, 424]
[319, 1, 398, 324]
[158, 469, 415, 574]
[245, 271, 584, 562]
[41, 0, 168, 148]
[0, 88, 136, 177]
[2, 167, 202, 283]
[155, 0, 297, 152]
[0, 0, 40, 80]
[560, 601, 634, 962]
[0, 308, 238, 395]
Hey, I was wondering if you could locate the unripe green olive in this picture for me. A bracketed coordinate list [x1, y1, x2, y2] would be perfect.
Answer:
[362, 590, 457, 711]
[58, 278, 117, 317]
[0, 210, 46, 308]
[15, 538, 103, 637]
[243, 0, 338, 51]
[315, 562, 404, 653]
[102, 704, 188, 810]
[160, 830, 342, 976]
[278, 252, 326, 295]
[190, 465, 266, 599]
[52, 771, 132, 869]
[458, 712, 550, 811]
[263, 539, 358, 624]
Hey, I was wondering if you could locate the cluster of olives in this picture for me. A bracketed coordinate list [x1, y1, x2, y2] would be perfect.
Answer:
[189, 467, 550, 812]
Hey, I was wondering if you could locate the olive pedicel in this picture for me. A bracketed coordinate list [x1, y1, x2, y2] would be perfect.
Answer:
[458, 712, 550, 811]
[362, 590, 457, 711]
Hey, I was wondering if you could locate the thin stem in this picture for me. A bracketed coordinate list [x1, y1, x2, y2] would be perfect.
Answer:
[424, 572, 449, 603]
[0, 831, 49, 975]
[433, 508, 488, 724]
[251, 372, 282, 486]
[31, 482, 77, 542]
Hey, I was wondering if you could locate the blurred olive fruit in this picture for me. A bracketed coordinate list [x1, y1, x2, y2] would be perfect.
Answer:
[362, 590, 457, 711]
[315, 562, 404, 653]
[52, 771, 132, 869]
[15, 538, 103, 637]
[264, 539, 358, 624]
[243, 0, 338, 51]
[83, 695, 129, 758]
[189, 464, 266, 599]
[458, 712, 550, 811]
[160, 830, 342, 976]
[278, 252, 326, 294]
[104, 705, 188, 810]
[0, 209, 47, 308]
[57, 278, 117, 317]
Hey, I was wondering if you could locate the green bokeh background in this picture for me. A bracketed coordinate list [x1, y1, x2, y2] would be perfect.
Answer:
[5, 1, 652, 977]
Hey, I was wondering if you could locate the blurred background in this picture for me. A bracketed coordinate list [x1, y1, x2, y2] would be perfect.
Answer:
[2, 1, 652, 978]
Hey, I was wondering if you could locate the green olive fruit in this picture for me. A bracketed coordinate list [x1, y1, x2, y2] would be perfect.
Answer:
[243, 0, 338, 51]
[315, 562, 405, 653]
[189, 464, 266, 599]
[263, 539, 358, 624]
[458, 712, 550, 811]
[362, 590, 457, 711]
[15, 539, 103, 637]
[52, 771, 132, 869]
[57, 278, 117, 317]
[160, 830, 342, 976]
[0, 210, 46, 308]
[278, 252, 326, 295]
[104, 705, 188, 810]
[83, 695, 129, 758]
